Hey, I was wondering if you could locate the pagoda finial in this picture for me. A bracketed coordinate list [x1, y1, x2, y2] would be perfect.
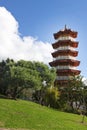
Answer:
[65, 24, 67, 30]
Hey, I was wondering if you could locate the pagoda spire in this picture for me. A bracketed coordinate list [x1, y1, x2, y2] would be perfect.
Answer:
[64, 24, 67, 30]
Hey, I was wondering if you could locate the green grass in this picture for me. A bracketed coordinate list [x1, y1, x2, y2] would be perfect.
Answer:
[0, 99, 87, 130]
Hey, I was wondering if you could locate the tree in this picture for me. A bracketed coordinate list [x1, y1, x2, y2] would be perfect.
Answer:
[0, 58, 15, 95]
[44, 86, 60, 108]
[0, 59, 56, 100]
[59, 75, 84, 113]
[34, 62, 56, 87]
[6, 62, 42, 99]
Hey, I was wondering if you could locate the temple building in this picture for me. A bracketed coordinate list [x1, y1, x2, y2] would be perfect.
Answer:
[49, 26, 81, 86]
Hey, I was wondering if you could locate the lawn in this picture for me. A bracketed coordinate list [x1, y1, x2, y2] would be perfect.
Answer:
[0, 99, 87, 130]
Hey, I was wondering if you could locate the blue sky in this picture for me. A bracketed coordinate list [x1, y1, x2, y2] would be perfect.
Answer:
[0, 0, 87, 78]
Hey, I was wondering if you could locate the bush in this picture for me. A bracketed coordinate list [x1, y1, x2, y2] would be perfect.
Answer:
[44, 87, 60, 108]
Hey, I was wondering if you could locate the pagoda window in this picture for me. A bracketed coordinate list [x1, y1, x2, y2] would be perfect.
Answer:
[56, 46, 75, 51]
[57, 36, 75, 42]
[55, 56, 75, 60]
[56, 65, 76, 70]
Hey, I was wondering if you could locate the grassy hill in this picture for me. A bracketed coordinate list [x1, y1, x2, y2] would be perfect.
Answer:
[0, 99, 87, 130]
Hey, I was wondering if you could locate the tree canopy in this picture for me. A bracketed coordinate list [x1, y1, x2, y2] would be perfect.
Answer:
[0, 58, 56, 99]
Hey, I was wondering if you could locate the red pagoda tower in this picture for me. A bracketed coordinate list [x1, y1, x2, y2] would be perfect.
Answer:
[49, 26, 81, 86]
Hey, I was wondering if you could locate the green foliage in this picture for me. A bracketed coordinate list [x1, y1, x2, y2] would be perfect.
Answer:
[34, 62, 56, 86]
[32, 86, 60, 108]
[59, 75, 86, 113]
[44, 87, 60, 108]
[0, 58, 55, 99]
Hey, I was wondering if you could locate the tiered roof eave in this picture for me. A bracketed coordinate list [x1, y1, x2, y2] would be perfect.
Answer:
[54, 28, 78, 39]
[52, 50, 78, 58]
[56, 69, 81, 76]
[52, 40, 79, 49]
[49, 59, 80, 67]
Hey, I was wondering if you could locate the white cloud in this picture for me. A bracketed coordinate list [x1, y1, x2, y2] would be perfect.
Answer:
[82, 77, 87, 86]
[0, 7, 53, 64]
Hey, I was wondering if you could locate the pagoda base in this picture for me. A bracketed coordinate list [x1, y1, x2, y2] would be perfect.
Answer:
[54, 80, 69, 87]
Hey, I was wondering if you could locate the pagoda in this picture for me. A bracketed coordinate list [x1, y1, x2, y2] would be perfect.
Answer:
[49, 26, 81, 86]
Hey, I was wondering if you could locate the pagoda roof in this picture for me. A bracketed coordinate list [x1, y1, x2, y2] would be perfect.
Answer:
[52, 40, 78, 49]
[49, 59, 80, 67]
[56, 69, 81, 76]
[52, 49, 78, 58]
[54, 28, 77, 39]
